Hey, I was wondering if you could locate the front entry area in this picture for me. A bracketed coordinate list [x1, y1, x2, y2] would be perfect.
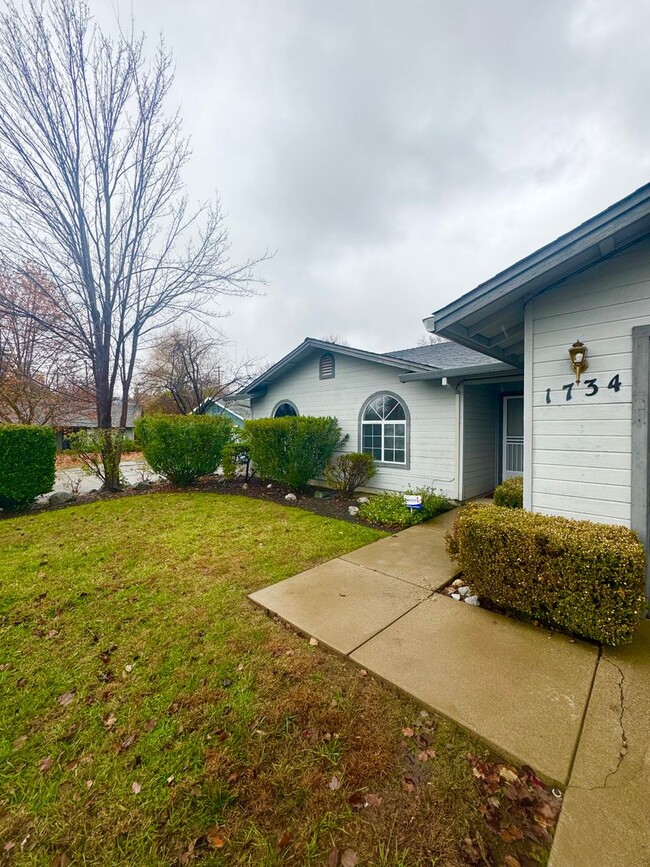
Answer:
[459, 379, 524, 500]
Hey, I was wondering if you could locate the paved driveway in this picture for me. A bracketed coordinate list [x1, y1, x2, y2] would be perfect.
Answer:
[48, 460, 159, 497]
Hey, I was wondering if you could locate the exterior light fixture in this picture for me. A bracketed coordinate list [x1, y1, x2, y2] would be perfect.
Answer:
[568, 340, 588, 384]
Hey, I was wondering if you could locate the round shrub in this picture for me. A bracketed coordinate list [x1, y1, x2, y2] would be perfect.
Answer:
[135, 414, 234, 486]
[0, 424, 56, 510]
[493, 476, 523, 508]
[359, 487, 453, 528]
[245, 416, 345, 491]
[324, 452, 376, 497]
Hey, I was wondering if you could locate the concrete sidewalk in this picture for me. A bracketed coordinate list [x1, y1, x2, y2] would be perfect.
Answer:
[249, 504, 650, 865]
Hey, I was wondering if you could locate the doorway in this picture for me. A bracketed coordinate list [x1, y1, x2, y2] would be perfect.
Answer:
[502, 395, 524, 480]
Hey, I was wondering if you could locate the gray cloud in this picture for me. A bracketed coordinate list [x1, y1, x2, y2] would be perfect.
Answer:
[96, 0, 650, 360]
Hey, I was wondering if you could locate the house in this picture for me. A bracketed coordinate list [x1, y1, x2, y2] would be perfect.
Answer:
[428, 181, 650, 598]
[53, 398, 142, 449]
[234, 337, 523, 497]
[198, 397, 251, 427]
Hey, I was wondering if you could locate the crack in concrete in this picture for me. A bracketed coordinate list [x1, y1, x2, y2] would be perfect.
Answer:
[602, 660, 628, 788]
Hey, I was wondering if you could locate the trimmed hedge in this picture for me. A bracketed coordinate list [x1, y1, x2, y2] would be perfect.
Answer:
[136, 414, 233, 486]
[0, 424, 56, 510]
[245, 416, 345, 491]
[359, 487, 453, 528]
[446, 504, 646, 645]
[324, 452, 376, 497]
[494, 476, 523, 508]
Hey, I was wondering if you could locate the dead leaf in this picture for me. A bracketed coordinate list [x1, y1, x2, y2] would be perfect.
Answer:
[142, 718, 156, 732]
[103, 713, 117, 730]
[499, 766, 519, 783]
[504, 856, 522, 867]
[499, 824, 525, 842]
[417, 750, 430, 762]
[401, 726, 414, 737]
[50, 854, 71, 867]
[167, 775, 175, 785]
[39, 756, 53, 773]
[12, 735, 27, 751]
[85, 779, 94, 789]
[327, 848, 340, 867]
[131, 781, 142, 794]
[57, 691, 75, 707]
[358, 669, 367, 676]
[348, 791, 366, 809]
[328, 774, 340, 791]
[309, 637, 319, 646]
[365, 792, 383, 808]
[340, 850, 358, 867]
[119, 732, 138, 752]
[277, 831, 293, 849]
[402, 777, 417, 793]
[206, 826, 225, 849]
[3, 842, 16, 852]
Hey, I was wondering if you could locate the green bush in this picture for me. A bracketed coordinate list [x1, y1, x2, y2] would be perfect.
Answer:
[68, 428, 127, 491]
[446, 504, 646, 645]
[324, 452, 376, 497]
[135, 414, 234, 486]
[0, 424, 56, 510]
[359, 487, 453, 528]
[221, 434, 254, 481]
[494, 476, 523, 508]
[245, 416, 345, 491]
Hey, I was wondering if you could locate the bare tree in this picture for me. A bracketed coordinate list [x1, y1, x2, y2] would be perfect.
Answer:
[0, 0, 264, 487]
[136, 325, 258, 416]
[417, 333, 449, 346]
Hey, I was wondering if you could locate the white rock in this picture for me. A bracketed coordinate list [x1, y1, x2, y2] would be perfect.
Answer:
[458, 586, 471, 597]
[451, 592, 462, 600]
[464, 596, 480, 606]
[357, 496, 370, 504]
[285, 493, 297, 502]
[242, 483, 248, 490]
[266, 483, 273, 489]
[452, 578, 464, 587]
[348, 506, 359, 516]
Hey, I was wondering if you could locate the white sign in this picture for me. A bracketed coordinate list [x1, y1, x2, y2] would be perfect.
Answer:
[404, 495, 422, 510]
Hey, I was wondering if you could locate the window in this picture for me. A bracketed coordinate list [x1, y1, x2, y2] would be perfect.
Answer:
[319, 352, 335, 379]
[360, 393, 409, 466]
[273, 401, 298, 418]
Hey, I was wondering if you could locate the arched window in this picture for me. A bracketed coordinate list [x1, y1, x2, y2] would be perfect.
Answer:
[360, 392, 409, 466]
[273, 401, 298, 418]
[319, 352, 335, 379]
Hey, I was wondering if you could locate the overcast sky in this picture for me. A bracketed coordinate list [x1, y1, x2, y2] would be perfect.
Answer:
[96, 0, 650, 365]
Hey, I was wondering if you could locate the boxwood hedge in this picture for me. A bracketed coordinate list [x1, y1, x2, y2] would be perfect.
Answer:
[493, 476, 523, 508]
[0, 424, 56, 510]
[446, 504, 646, 646]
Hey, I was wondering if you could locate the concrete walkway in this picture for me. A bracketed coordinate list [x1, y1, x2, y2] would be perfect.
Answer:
[249, 506, 650, 865]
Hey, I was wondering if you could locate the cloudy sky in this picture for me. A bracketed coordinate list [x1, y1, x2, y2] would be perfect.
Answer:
[97, 0, 650, 365]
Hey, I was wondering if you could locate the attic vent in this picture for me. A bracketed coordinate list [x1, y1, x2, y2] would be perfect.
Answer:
[319, 352, 335, 380]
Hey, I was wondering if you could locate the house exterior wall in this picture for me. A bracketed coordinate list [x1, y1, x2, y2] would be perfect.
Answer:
[461, 384, 500, 499]
[526, 236, 650, 526]
[251, 350, 459, 496]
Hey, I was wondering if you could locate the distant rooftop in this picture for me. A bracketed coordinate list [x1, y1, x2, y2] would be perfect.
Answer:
[384, 341, 494, 369]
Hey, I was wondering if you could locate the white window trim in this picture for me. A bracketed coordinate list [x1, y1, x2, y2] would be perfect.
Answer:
[358, 390, 411, 469]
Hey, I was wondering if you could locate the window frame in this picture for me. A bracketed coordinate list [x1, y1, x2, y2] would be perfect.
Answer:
[358, 391, 411, 469]
[319, 352, 335, 380]
[272, 400, 299, 418]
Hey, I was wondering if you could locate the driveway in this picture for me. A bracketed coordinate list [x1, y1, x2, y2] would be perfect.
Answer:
[48, 459, 159, 497]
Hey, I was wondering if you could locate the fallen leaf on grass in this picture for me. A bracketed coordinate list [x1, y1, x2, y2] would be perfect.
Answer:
[57, 691, 75, 707]
[309, 637, 319, 646]
[348, 791, 366, 809]
[39, 756, 53, 773]
[277, 831, 293, 849]
[499, 824, 525, 843]
[12, 735, 27, 751]
[328, 774, 340, 791]
[103, 713, 117, 730]
[499, 766, 519, 783]
[142, 718, 157, 732]
[340, 850, 358, 867]
[206, 826, 225, 849]
[365, 792, 383, 808]
[3, 842, 15, 852]
[327, 848, 340, 867]
[50, 853, 71, 867]
[401, 726, 414, 737]
[85, 780, 94, 789]
[402, 777, 417, 793]
[118, 733, 138, 752]
[131, 781, 142, 794]
[504, 856, 522, 867]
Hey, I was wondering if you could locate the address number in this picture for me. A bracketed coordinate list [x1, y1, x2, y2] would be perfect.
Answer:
[545, 374, 622, 404]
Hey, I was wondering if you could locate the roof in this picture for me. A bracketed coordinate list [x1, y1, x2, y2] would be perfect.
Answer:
[429, 181, 650, 367]
[53, 398, 141, 428]
[201, 398, 251, 424]
[384, 341, 494, 369]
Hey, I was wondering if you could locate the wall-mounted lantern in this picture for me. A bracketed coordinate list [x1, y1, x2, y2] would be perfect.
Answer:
[568, 340, 588, 384]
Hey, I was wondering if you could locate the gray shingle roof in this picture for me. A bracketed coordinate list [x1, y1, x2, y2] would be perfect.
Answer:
[383, 341, 495, 370]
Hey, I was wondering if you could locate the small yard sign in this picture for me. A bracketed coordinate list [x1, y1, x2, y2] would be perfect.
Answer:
[404, 494, 422, 510]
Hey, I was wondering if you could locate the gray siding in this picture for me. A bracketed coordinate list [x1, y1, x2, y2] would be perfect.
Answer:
[527, 236, 650, 525]
[462, 384, 499, 499]
[251, 350, 458, 496]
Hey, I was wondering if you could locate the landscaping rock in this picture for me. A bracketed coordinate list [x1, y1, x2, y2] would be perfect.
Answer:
[357, 496, 370, 504]
[451, 592, 461, 600]
[458, 586, 471, 597]
[48, 491, 76, 506]
[285, 493, 297, 502]
[133, 481, 151, 492]
[452, 578, 464, 587]
[266, 483, 272, 489]
[314, 490, 335, 499]
[242, 483, 248, 490]
[348, 506, 359, 516]
[464, 595, 480, 606]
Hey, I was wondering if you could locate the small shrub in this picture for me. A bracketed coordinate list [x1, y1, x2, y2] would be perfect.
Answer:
[0, 424, 56, 510]
[136, 414, 234, 486]
[494, 476, 523, 508]
[68, 428, 127, 491]
[245, 416, 345, 491]
[324, 452, 376, 497]
[446, 504, 646, 645]
[359, 487, 453, 528]
[221, 434, 254, 481]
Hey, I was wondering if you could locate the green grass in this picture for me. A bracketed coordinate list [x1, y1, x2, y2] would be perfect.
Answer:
[0, 493, 552, 865]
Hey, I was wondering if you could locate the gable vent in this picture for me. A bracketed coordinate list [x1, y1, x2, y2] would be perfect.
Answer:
[319, 352, 335, 379]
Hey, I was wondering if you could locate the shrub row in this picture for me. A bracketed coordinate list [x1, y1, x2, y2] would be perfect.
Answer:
[0, 424, 56, 510]
[446, 504, 646, 645]
[493, 476, 523, 508]
[359, 487, 453, 528]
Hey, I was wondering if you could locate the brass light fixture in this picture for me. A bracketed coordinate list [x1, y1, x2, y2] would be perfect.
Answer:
[568, 340, 588, 384]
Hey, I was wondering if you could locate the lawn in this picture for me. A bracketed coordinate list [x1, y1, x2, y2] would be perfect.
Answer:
[1, 493, 553, 866]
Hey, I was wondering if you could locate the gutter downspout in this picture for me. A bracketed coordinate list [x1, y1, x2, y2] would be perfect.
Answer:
[441, 377, 464, 502]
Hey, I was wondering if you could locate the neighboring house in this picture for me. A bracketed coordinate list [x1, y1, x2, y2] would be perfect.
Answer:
[199, 397, 251, 428]
[234, 338, 523, 497]
[429, 181, 650, 597]
[53, 398, 142, 449]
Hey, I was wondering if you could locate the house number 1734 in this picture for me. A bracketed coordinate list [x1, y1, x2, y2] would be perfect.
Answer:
[545, 374, 622, 403]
